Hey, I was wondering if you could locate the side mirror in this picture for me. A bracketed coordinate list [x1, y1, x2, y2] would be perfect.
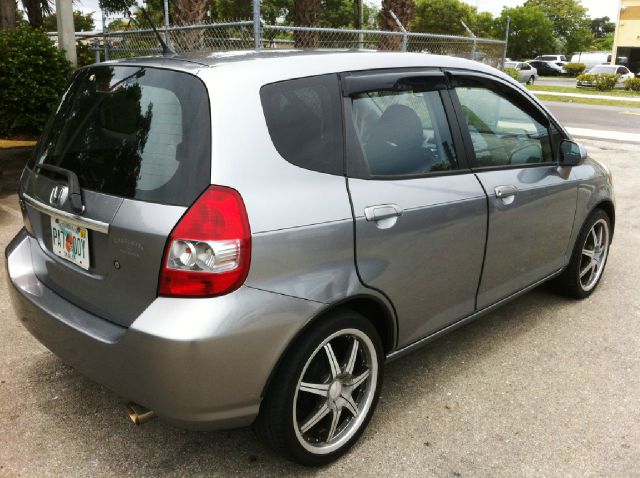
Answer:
[559, 139, 587, 166]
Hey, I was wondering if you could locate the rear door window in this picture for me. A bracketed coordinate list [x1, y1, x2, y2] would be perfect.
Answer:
[30, 66, 211, 206]
[349, 87, 458, 177]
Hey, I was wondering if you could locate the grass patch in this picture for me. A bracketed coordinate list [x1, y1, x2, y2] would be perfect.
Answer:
[535, 93, 640, 109]
[528, 84, 640, 98]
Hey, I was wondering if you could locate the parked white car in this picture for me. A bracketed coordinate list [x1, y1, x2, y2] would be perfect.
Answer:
[577, 64, 635, 88]
[504, 61, 538, 84]
[535, 54, 568, 64]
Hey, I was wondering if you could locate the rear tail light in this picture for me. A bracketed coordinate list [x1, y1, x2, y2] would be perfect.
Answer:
[158, 185, 251, 298]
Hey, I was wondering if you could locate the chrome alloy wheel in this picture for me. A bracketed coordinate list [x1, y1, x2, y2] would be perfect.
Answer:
[293, 328, 378, 455]
[579, 218, 610, 292]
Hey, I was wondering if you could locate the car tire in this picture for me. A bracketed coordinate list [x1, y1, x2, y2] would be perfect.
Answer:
[254, 310, 383, 466]
[552, 209, 611, 299]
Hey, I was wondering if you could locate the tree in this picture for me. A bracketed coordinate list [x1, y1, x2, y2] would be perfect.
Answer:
[42, 10, 95, 31]
[1, 0, 17, 30]
[412, 0, 476, 36]
[590, 16, 615, 39]
[293, 0, 320, 47]
[379, 0, 414, 50]
[524, 0, 592, 55]
[21, 0, 52, 28]
[474, 11, 496, 38]
[495, 6, 555, 60]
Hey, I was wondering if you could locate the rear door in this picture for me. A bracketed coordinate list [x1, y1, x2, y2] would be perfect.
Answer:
[20, 65, 211, 327]
[342, 70, 487, 347]
[448, 72, 577, 308]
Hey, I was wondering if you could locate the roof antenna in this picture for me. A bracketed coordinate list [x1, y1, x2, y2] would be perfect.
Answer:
[138, 6, 175, 56]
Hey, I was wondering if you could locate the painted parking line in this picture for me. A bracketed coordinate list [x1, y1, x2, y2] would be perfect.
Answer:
[566, 127, 640, 143]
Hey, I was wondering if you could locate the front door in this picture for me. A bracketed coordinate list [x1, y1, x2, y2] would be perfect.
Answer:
[449, 73, 578, 308]
[343, 70, 487, 347]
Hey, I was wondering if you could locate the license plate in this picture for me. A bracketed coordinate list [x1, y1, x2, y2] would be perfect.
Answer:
[51, 218, 90, 270]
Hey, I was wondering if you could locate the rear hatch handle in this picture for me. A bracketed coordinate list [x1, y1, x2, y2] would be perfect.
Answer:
[34, 164, 84, 213]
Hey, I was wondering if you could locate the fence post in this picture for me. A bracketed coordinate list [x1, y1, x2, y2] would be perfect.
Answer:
[163, 0, 170, 46]
[502, 16, 510, 67]
[253, 0, 261, 50]
[93, 38, 101, 63]
[101, 9, 109, 61]
[460, 20, 476, 62]
[389, 10, 407, 52]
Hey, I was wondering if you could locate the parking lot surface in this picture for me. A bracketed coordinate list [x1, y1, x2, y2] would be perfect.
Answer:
[1, 139, 639, 477]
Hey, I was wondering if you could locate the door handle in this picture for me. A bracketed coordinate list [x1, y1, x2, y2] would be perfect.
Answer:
[494, 185, 518, 199]
[364, 204, 403, 222]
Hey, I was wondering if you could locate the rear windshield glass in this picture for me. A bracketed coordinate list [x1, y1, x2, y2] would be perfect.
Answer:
[30, 66, 211, 206]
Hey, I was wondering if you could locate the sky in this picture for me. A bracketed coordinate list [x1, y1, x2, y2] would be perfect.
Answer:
[72, 0, 620, 27]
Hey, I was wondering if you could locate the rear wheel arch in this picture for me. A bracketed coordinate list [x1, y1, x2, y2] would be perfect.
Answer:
[259, 294, 396, 400]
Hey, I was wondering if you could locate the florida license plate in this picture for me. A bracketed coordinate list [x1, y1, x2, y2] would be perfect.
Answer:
[51, 218, 90, 270]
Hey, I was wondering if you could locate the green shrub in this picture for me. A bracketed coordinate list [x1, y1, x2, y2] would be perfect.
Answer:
[577, 73, 619, 91]
[504, 67, 520, 82]
[593, 73, 620, 91]
[77, 41, 97, 68]
[0, 28, 72, 137]
[563, 63, 586, 77]
[624, 77, 640, 92]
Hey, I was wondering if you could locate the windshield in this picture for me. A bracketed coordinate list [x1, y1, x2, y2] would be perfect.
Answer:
[30, 66, 211, 206]
[504, 62, 517, 68]
[589, 66, 616, 74]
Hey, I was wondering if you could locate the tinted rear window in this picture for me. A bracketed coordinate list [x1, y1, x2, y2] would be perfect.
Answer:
[260, 74, 343, 176]
[30, 66, 211, 206]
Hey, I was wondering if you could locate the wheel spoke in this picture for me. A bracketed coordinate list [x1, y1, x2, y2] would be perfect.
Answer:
[300, 403, 331, 434]
[342, 394, 359, 418]
[324, 343, 341, 379]
[582, 248, 595, 259]
[345, 338, 359, 375]
[299, 381, 330, 397]
[597, 226, 604, 248]
[348, 369, 370, 390]
[590, 228, 598, 248]
[327, 408, 342, 442]
[580, 261, 594, 278]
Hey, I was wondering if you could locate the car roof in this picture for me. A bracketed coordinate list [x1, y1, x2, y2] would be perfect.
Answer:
[101, 49, 505, 78]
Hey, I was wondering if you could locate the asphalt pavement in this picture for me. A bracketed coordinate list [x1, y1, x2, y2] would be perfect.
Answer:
[1, 137, 639, 476]
[543, 100, 640, 142]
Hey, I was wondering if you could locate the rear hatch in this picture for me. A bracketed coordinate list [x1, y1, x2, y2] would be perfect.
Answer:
[20, 64, 211, 327]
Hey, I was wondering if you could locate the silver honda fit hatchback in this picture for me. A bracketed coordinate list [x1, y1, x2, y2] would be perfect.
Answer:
[6, 51, 614, 465]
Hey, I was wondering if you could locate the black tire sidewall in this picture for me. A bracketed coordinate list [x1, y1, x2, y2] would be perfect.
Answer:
[262, 311, 384, 466]
[567, 209, 611, 299]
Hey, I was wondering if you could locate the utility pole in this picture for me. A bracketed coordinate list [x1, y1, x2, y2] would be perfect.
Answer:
[55, 0, 77, 67]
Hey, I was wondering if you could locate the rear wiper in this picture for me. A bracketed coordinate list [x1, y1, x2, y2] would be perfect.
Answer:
[33, 164, 84, 213]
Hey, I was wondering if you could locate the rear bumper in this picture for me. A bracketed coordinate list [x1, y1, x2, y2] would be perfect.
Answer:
[6, 229, 323, 429]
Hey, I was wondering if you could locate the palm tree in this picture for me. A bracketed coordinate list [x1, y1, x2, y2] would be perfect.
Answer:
[1, 0, 17, 30]
[379, 0, 415, 51]
[172, 0, 208, 51]
[293, 0, 320, 48]
[18, 0, 52, 29]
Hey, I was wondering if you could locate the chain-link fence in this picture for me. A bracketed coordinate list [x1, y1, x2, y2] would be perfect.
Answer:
[93, 20, 507, 69]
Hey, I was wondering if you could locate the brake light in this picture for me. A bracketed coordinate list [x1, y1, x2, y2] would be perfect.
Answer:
[158, 186, 251, 298]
